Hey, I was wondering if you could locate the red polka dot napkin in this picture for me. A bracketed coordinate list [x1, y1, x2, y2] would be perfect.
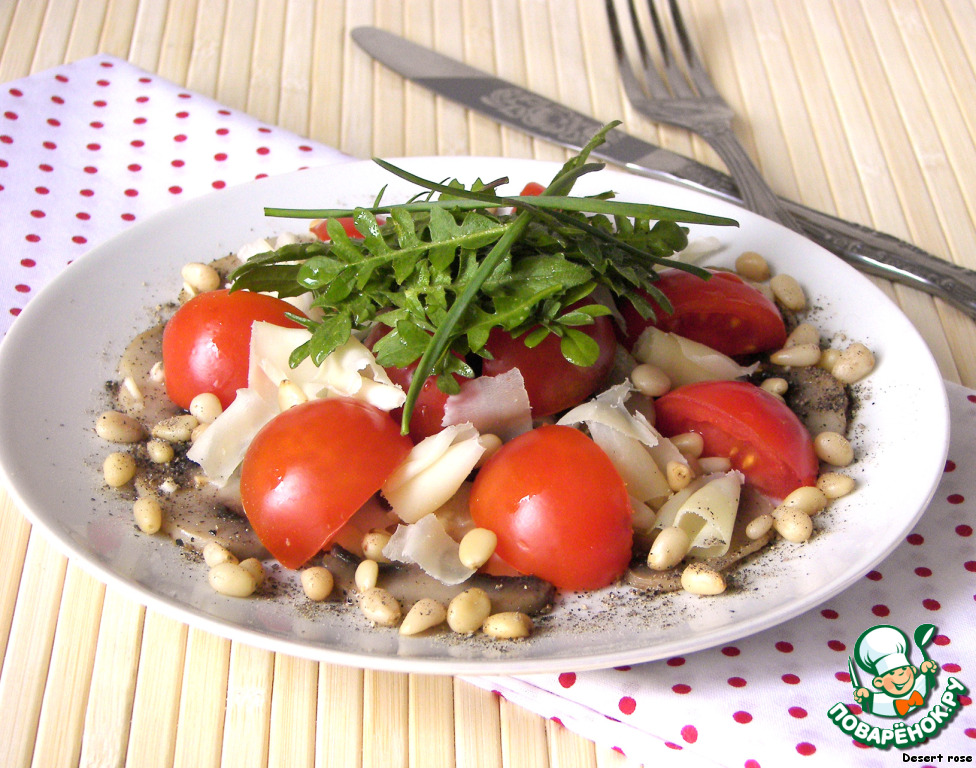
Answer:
[0, 54, 349, 334]
[468, 380, 976, 766]
[2, 54, 974, 768]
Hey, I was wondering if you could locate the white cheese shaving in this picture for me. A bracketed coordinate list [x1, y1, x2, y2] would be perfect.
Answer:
[557, 382, 687, 505]
[382, 423, 486, 524]
[631, 326, 757, 387]
[441, 368, 533, 441]
[382, 514, 475, 585]
[247, 322, 405, 411]
[185, 387, 278, 486]
[656, 471, 744, 559]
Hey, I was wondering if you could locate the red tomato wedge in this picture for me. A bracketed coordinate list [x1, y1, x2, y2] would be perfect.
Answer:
[481, 303, 617, 418]
[470, 425, 633, 590]
[162, 289, 305, 410]
[653, 380, 818, 501]
[619, 268, 786, 357]
[239, 398, 413, 569]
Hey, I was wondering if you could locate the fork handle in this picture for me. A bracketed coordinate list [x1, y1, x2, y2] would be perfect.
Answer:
[701, 127, 803, 232]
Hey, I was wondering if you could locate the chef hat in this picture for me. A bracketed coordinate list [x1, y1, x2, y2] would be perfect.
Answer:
[854, 625, 912, 677]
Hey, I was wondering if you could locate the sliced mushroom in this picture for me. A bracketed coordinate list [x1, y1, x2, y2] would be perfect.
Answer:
[323, 546, 556, 616]
[135, 473, 268, 560]
[776, 363, 850, 436]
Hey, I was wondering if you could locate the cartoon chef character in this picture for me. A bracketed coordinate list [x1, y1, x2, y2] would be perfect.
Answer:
[851, 625, 938, 718]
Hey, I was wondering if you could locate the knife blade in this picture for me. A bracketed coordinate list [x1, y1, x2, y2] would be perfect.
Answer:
[352, 26, 976, 320]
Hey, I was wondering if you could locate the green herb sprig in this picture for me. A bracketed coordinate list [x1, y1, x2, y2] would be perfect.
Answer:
[230, 123, 738, 434]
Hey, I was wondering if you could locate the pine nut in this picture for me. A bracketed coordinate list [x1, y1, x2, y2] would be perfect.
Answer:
[149, 361, 165, 383]
[770, 273, 806, 311]
[133, 496, 162, 534]
[735, 251, 770, 281]
[769, 343, 821, 367]
[698, 456, 732, 473]
[817, 472, 856, 499]
[482, 611, 533, 640]
[152, 414, 199, 443]
[189, 392, 223, 423]
[631, 363, 672, 397]
[832, 342, 875, 384]
[362, 530, 392, 563]
[277, 379, 308, 410]
[781, 486, 828, 515]
[680, 563, 726, 595]
[208, 562, 257, 597]
[399, 598, 448, 635]
[181, 262, 221, 293]
[301, 566, 334, 601]
[669, 432, 704, 459]
[819, 348, 841, 372]
[772, 506, 814, 543]
[476, 434, 503, 467]
[666, 461, 694, 492]
[190, 423, 209, 443]
[447, 588, 492, 634]
[647, 525, 691, 570]
[146, 438, 175, 464]
[760, 377, 788, 396]
[785, 322, 819, 348]
[458, 528, 497, 570]
[95, 410, 145, 443]
[239, 558, 266, 587]
[203, 541, 238, 567]
[103, 452, 137, 487]
[355, 559, 379, 591]
[359, 587, 401, 627]
[745, 513, 774, 540]
[814, 431, 854, 467]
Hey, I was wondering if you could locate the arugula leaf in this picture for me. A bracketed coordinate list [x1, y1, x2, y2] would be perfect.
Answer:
[230, 122, 737, 434]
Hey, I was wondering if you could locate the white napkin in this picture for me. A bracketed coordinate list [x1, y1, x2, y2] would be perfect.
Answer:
[2, 56, 973, 768]
[0, 54, 349, 338]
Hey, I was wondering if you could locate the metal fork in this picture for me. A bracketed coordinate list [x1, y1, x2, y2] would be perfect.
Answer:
[606, 0, 801, 231]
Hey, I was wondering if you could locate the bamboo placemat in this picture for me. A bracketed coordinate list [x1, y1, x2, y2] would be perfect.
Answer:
[2, 1, 975, 766]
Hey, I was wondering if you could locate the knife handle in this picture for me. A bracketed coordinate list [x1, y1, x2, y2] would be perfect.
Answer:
[618, 158, 976, 320]
[785, 202, 976, 320]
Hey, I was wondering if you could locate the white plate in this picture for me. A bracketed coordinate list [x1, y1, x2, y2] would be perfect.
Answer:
[0, 158, 949, 675]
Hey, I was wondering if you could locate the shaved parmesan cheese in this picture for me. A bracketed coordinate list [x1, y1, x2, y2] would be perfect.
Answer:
[186, 387, 278, 486]
[557, 382, 687, 505]
[248, 322, 405, 411]
[631, 327, 756, 387]
[382, 514, 475, 585]
[442, 369, 532, 441]
[382, 423, 486, 524]
[656, 471, 744, 559]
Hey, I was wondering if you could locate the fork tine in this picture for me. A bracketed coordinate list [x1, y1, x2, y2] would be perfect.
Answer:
[666, 0, 720, 100]
[643, 0, 696, 99]
[605, 0, 660, 110]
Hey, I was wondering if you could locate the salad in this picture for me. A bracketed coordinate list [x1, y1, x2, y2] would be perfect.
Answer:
[93, 126, 875, 642]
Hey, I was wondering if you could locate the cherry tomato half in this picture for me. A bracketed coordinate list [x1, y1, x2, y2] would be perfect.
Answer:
[162, 289, 305, 411]
[653, 380, 818, 500]
[618, 268, 786, 358]
[481, 304, 617, 418]
[239, 397, 413, 569]
[470, 425, 633, 590]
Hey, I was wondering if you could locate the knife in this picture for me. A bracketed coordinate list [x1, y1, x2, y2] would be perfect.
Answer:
[352, 26, 976, 321]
